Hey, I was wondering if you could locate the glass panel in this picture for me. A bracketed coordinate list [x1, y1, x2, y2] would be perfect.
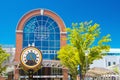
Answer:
[50, 54, 55, 60]
[43, 54, 49, 60]
[56, 47, 60, 50]
[29, 41, 34, 45]
[55, 34, 60, 40]
[43, 16, 48, 21]
[23, 41, 28, 48]
[113, 62, 116, 65]
[42, 21, 46, 26]
[29, 17, 36, 23]
[108, 62, 111, 66]
[42, 41, 48, 47]
[49, 47, 55, 50]
[54, 54, 59, 60]
[36, 46, 41, 50]
[29, 24, 35, 33]
[34, 22, 38, 27]
[55, 41, 60, 47]
[41, 47, 48, 50]
[48, 25, 55, 32]
[35, 41, 41, 46]
[45, 22, 50, 28]
[49, 34, 54, 40]
[36, 16, 42, 20]
[23, 33, 29, 40]
[48, 18, 54, 24]
[55, 27, 60, 32]
[38, 21, 42, 26]
[25, 21, 32, 27]
[29, 33, 34, 41]
[52, 22, 58, 27]
[24, 26, 29, 33]
[49, 41, 54, 47]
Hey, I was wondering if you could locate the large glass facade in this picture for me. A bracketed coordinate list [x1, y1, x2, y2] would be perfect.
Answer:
[23, 15, 60, 60]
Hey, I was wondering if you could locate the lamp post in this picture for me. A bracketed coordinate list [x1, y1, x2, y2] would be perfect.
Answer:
[77, 65, 81, 80]
[85, 50, 89, 80]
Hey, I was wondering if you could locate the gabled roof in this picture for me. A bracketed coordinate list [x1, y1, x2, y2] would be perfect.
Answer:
[85, 67, 116, 77]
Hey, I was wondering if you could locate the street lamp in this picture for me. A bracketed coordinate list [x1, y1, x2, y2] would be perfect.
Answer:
[77, 65, 81, 80]
[85, 50, 90, 80]
[85, 50, 89, 71]
[77, 50, 90, 80]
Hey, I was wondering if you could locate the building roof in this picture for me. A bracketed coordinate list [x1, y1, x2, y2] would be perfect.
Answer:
[109, 48, 120, 53]
[85, 67, 116, 77]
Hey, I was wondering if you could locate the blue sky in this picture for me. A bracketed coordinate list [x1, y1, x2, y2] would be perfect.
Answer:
[0, 0, 120, 48]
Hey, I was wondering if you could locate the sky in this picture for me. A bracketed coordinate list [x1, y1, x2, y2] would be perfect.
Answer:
[0, 0, 120, 48]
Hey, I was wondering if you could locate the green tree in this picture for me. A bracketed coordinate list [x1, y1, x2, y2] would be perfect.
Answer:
[57, 21, 111, 80]
[0, 46, 10, 75]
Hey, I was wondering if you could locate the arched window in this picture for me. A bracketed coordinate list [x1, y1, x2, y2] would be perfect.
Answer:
[23, 15, 60, 60]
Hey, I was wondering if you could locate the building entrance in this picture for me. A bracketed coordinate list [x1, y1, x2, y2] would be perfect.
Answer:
[19, 67, 63, 80]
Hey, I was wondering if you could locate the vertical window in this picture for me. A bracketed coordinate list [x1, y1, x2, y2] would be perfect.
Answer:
[23, 15, 60, 60]
[113, 62, 116, 65]
[108, 62, 111, 66]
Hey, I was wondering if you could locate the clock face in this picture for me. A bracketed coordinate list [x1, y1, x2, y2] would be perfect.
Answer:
[20, 47, 42, 70]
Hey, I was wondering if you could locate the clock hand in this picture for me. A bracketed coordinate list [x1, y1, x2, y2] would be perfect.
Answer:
[30, 54, 34, 61]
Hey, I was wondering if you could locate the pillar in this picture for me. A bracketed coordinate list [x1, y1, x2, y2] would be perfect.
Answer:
[14, 65, 19, 80]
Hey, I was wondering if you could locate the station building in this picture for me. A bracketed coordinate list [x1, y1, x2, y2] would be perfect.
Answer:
[14, 9, 67, 80]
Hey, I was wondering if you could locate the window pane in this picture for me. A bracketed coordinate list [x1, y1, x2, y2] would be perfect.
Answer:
[35, 41, 41, 46]
[55, 41, 60, 47]
[43, 54, 48, 60]
[36, 16, 42, 20]
[23, 33, 29, 40]
[55, 27, 60, 32]
[23, 41, 28, 48]
[43, 21, 46, 26]
[41, 47, 48, 50]
[29, 33, 34, 41]
[29, 41, 34, 45]
[55, 34, 60, 40]
[43, 16, 48, 21]
[48, 18, 54, 23]
[108, 62, 111, 66]
[52, 22, 58, 28]
[49, 34, 54, 40]
[50, 54, 54, 60]
[38, 21, 42, 26]
[49, 41, 54, 47]
[113, 62, 116, 65]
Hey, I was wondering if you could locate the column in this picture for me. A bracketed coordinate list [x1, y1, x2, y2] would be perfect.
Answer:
[14, 65, 19, 80]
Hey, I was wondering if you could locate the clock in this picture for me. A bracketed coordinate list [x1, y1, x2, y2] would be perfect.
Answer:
[20, 46, 42, 71]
